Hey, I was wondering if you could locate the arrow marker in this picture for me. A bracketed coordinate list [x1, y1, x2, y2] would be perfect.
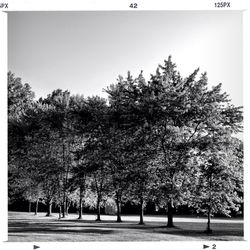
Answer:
[203, 245, 209, 249]
[33, 245, 40, 249]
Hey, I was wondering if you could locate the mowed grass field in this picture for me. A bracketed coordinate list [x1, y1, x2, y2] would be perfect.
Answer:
[8, 211, 243, 241]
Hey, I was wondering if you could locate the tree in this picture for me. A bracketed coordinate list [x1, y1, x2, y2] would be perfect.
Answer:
[70, 95, 110, 221]
[106, 72, 157, 224]
[18, 101, 65, 216]
[105, 72, 153, 223]
[133, 56, 243, 227]
[40, 89, 74, 218]
[8, 71, 35, 117]
[189, 135, 243, 233]
[8, 72, 36, 209]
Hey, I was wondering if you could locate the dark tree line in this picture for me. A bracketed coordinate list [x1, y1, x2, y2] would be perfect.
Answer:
[8, 57, 243, 232]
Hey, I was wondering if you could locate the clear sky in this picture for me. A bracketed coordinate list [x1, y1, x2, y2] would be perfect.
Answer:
[8, 11, 242, 106]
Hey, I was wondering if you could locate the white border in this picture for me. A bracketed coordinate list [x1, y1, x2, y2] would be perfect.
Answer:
[243, 3, 250, 243]
[1, 0, 249, 11]
[0, 8, 8, 244]
[1, 1, 249, 250]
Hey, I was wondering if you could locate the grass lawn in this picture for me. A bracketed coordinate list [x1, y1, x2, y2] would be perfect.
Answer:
[8, 211, 244, 241]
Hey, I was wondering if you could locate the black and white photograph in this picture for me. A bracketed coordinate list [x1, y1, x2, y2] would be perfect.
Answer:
[2, 1, 248, 245]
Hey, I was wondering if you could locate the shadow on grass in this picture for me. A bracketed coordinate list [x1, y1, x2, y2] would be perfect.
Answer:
[9, 227, 114, 234]
[8, 218, 243, 238]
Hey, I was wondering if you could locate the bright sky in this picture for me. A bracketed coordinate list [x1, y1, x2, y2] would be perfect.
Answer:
[8, 11, 242, 106]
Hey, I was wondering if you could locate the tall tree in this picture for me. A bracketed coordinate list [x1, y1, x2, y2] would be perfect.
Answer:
[40, 89, 73, 217]
[70, 95, 110, 221]
[189, 135, 243, 233]
[134, 56, 243, 227]
[106, 72, 158, 224]
[8, 72, 37, 211]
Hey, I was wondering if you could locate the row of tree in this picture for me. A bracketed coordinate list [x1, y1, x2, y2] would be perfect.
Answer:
[8, 56, 243, 232]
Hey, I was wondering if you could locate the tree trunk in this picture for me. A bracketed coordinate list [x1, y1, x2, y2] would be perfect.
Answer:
[206, 207, 212, 233]
[66, 198, 69, 216]
[78, 185, 84, 219]
[116, 193, 122, 222]
[139, 197, 144, 225]
[62, 199, 66, 218]
[96, 197, 101, 221]
[62, 142, 66, 218]
[167, 201, 174, 227]
[34, 199, 39, 215]
[28, 201, 32, 213]
[59, 204, 62, 219]
[78, 195, 83, 219]
[46, 200, 52, 216]
[206, 175, 213, 233]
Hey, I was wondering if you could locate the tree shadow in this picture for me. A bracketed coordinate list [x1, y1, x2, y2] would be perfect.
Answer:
[154, 222, 244, 238]
[9, 227, 114, 235]
[8, 216, 243, 240]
